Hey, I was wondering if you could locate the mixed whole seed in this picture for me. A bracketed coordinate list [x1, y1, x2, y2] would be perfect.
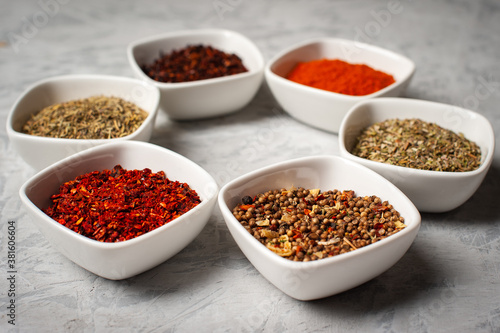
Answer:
[232, 186, 406, 262]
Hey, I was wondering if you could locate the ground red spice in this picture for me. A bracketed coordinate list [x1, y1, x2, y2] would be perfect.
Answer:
[286, 58, 395, 96]
[141, 44, 248, 83]
[44, 165, 201, 242]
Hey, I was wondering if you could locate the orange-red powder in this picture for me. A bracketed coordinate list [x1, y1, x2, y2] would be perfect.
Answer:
[286, 59, 395, 96]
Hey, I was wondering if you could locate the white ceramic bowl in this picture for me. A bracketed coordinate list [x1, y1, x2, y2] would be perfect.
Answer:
[339, 97, 495, 213]
[265, 37, 415, 133]
[6, 74, 160, 171]
[19, 141, 218, 280]
[127, 29, 264, 120]
[218, 155, 420, 301]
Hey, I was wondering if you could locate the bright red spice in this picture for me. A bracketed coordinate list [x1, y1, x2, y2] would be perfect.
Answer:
[286, 59, 395, 96]
[44, 165, 201, 242]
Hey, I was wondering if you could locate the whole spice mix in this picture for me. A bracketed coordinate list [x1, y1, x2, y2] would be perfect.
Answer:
[141, 44, 248, 83]
[22, 96, 148, 139]
[232, 187, 406, 262]
[286, 59, 395, 96]
[44, 165, 201, 242]
[352, 118, 481, 172]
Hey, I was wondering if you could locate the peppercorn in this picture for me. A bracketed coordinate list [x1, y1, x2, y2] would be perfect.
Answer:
[232, 187, 406, 262]
[242, 195, 253, 205]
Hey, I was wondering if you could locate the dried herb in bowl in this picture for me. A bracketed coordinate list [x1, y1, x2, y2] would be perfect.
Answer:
[22, 96, 148, 139]
[233, 187, 406, 262]
[351, 118, 481, 172]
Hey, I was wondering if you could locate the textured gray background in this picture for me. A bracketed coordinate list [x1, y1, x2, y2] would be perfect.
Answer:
[1, 0, 499, 332]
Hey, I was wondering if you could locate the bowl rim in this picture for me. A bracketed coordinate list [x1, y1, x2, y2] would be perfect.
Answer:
[338, 97, 496, 178]
[19, 140, 218, 249]
[6, 74, 161, 143]
[218, 154, 421, 269]
[264, 37, 416, 100]
[127, 28, 265, 88]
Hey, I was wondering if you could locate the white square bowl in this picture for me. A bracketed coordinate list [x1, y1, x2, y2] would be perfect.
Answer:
[218, 155, 420, 300]
[127, 29, 265, 120]
[19, 141, 218, 280]
[265, 37, 415, 133]
[6, 74, 160, 171]
[338, 97, 495, 213]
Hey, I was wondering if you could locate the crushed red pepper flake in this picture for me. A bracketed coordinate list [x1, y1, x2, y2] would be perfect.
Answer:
[44, 165, 201, 242]
[141, 44, 248, 83]
[239, 204, 255, 211]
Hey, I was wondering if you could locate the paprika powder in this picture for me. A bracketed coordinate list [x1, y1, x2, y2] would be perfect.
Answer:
[286, 59, 395, 96]
[44, 165, 201, 242]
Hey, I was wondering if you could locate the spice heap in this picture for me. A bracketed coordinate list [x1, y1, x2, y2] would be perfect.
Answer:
[286, 59, 395, 96]
[44, 165, 201, 242]
[141, 44, 248, 83]
[232, 187, 406, 262]
[352, 118, 482, 172]
[22, 96, 148, 139]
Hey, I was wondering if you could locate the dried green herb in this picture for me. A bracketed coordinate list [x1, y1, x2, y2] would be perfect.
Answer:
[22, 96, 148, 139]
[352, 118, 481, 172]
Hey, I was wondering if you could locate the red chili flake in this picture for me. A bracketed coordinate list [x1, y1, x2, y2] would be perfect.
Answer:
[315, 194, 325, 201]
[296, 246, 303, 255]
[304, 208, 311, 215]
[141, 44, 248, 83]
[340, 190, 355, 202]
[44, 165, 201, 243]
[239, 204, 255, 211]
[374, 223, 385, 230]
[292, 229, 302, 239]
[372, 203, 389, 213]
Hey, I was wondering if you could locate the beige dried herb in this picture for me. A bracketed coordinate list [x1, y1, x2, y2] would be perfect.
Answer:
[22, 96, 148, 139]
[352, 118, 481, 172]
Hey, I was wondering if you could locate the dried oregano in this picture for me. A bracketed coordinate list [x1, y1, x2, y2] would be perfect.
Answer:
[351, 118, 481, 172]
